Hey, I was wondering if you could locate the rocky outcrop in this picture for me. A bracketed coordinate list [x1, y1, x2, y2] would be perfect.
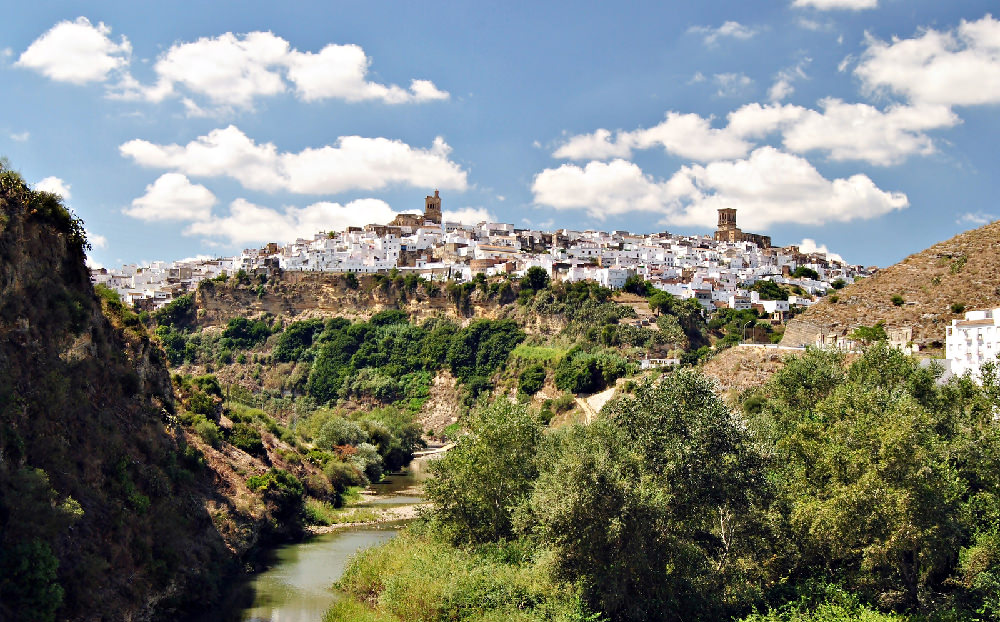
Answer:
[195, 272, 512, 327]
[0, 169, 234, 621]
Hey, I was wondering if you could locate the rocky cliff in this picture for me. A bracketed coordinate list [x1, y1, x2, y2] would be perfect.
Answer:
[0, 168, 233, 621]
[194, 271, 569, 335]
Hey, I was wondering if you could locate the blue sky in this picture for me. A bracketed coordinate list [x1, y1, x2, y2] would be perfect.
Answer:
[1, 0, 997, 268]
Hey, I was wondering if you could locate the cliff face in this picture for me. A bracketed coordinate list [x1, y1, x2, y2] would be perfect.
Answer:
[195, 272, 568, 335]
[781, 221, 1000, 351]
[0, 170, 232, 621]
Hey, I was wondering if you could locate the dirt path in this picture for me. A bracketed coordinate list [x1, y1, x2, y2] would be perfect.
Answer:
[575, 386, 616, 423]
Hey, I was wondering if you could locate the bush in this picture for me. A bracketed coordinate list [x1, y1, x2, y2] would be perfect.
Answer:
[229, 423, 264, 455]
[891, 294, 905, 306]
[951, 302, 966, 314]
[246, 468, 304, 517]
[518, 364, 546, 396]
[316, 416, 367, 448]
[192, 417, 221, 448]
[0, 539, 64, 622]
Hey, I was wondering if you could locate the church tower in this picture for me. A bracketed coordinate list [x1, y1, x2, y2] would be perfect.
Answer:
[424, 190, 442, 225]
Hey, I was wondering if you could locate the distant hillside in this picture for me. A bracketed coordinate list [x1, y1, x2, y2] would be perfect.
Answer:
[782, 221, 1000, 351]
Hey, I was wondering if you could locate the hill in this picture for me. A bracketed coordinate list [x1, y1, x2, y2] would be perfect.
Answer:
[0, 165, 338, 621]
[781, 220, 1000, 352]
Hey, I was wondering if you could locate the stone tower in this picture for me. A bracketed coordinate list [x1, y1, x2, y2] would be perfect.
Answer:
[713, 207, 771, 248]
[717, 208, 737, 230]
[425, 190, 442, 225]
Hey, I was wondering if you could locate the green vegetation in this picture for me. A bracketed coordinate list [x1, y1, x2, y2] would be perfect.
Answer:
[518, 364, 547, 395]
[751, 279, 789, 301]
[792, 266, 820, 280]
[951, 302, 966, 314]
[334, 344, 1000, 622]
[849, 322, 888, 344]
[891, 293, 905, 306]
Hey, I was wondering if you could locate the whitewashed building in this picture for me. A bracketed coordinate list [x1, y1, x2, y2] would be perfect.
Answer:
[946, 308, 1000, 379]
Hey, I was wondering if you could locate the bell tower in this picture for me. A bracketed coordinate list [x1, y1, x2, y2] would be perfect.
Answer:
[424, 190, 442, 225]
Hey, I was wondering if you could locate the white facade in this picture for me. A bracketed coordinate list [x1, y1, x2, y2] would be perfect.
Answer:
[946, 308, 1000, 379]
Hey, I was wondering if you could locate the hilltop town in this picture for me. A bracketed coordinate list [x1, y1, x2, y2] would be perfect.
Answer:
[92, 191, 871, 318]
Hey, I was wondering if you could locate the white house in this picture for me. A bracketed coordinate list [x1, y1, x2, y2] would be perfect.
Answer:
[946, 308, 1000, 379]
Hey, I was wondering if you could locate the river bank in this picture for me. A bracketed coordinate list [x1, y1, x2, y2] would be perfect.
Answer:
[219, 451, 438, 621]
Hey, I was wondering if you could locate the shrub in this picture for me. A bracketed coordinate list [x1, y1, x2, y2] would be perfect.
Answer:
[316, 416, 367, 448]
[518, 364, 546, 396]
[952, 302, 966, 314]
[891, 294, 905, 306]
[192, 417, 221, 448]
[246, 468, 304, 517]
[229, 423, 264, 455]
[0, 539, 64, 622]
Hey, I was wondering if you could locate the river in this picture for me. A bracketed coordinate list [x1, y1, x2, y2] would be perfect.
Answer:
[220, 456, 432, 622]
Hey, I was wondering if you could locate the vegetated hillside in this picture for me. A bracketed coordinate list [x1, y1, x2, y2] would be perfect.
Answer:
[782, 221, 1000, 351]
[0, 167, 237, 620]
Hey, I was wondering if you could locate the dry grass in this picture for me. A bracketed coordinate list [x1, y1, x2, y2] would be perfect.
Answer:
[782, 221, 1000, 351]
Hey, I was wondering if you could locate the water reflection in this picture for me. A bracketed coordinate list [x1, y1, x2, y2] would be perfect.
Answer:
[236, 526, 399, 622]
[225, 460, 434, 622]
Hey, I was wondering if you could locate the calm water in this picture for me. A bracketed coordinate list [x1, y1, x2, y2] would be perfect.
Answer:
[224, 457, 434, 622]
[237, 525, 400, 622]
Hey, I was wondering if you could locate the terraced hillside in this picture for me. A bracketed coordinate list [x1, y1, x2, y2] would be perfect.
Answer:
[781, 221, 1000, 352]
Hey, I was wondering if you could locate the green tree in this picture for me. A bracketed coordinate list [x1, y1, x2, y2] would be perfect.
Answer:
[425, 400, 542, 544]
[528, 371, 772, 621]
[792, 266, 820, 280]
[849, 322, 887, 345]
[520, 266, 551, 292]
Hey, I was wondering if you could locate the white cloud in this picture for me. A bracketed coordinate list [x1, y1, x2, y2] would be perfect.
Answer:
[443, 207, 495, 224]
[121, 126, 468, 194]
[9, 131, 30, 142]
[856, 15, 1000, 107]
[286, 43, 448, 103]
[136, 31, 289, 106]
[184, 197, 398, 245]
[111, 30, 448, 111]
[532, 148, 908, 228]
[662, 147, 908, 229]
[35, 176, 71, 198]
[553, 128, 633, 160]
[792, 0, 877, 10]
[554, 112, 752, 162]
[714, 72, 754, 97]
[690, 71, 706, 83]
[690, 21, 758, 46]
[768, 58, 810, 102]
[532, 159, 681, 219]
[797, 18, 831, 31]
[86, 230, 108, 249]
[558, 98, 957, 167]
[956, 211, 996, 226]
[123, 173, 217, 221]
[797, 238, 844, 263]
[768, 79, 795, 102]
[16, 17, 130, 84]
[781, 98, 959, 165]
